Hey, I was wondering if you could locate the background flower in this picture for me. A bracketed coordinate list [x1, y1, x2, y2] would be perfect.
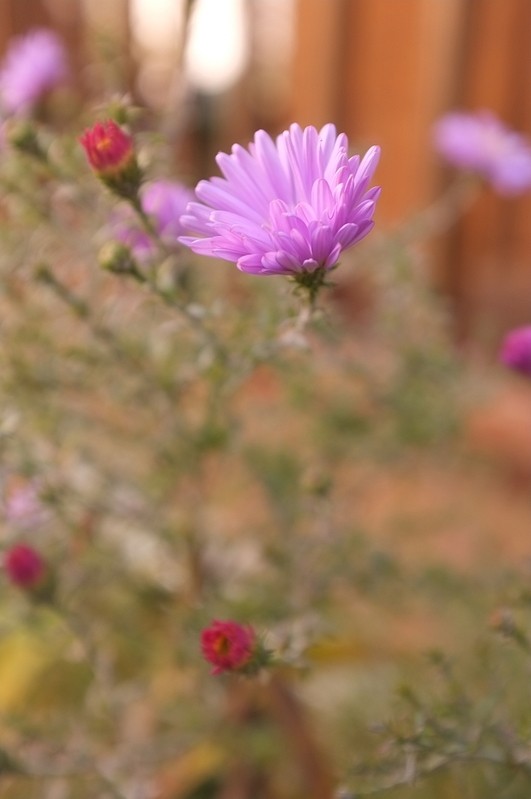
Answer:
[499, 326, 531, 376]
[201, 619, 256, 675]
[112, 180, 194, 259]
[433, 110, 531, 195]
[0, 28, 68, 116]
[3, 477, 47, 529]
[180, 123, 380, 277]
[4, 544, 45, 589]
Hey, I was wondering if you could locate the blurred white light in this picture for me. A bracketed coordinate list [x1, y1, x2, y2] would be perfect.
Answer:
[185, 0, 248, 93]
[130, 0, 184, 52]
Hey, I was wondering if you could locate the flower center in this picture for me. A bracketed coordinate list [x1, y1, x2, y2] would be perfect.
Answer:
[213, 635, 231, 655]
[96, 136, 113, 152]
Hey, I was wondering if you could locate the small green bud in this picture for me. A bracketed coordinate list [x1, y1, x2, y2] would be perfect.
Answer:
[99, 241, 139, 277]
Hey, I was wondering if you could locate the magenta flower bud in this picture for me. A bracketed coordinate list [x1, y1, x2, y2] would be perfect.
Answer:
[0, 28, 68, 116]
[500, 326, 531, 376]
[201, 619, 257, 675]
[433, 110, 531, 196]
[80, 119, 134, 176]
[180, 124, 381, 278]
[80, 119, 141, 200]
[4, 544, 45, 588]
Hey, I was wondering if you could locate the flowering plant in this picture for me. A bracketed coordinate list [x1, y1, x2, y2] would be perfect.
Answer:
[0, 23, 528, 799]
[180, 124, 380, 302]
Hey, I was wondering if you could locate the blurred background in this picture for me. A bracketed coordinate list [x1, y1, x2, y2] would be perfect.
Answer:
[0, 6, 531, 796]
[0, 0, 530, 343]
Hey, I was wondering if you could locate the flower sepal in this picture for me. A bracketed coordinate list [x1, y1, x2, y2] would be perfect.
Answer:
[235, 639, 274, 678]
[291, 265, 337, 308]
[100, 158, 142, 202]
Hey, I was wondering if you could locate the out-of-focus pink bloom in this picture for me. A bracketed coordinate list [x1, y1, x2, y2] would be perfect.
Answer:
[3, 478, 46, 529]
[80, 120, 134, 176]
[433, 111, 531, 196]
[4, 544, 45, 588]
[112, 180, 194, 259]
[499, 326, 531, 376]
[200, 619, 256, 675]
[0, 28, 68, 115]
[111, 212, 152, 260]
[143, 180, 195, 241]
[180, 123, 381, 276]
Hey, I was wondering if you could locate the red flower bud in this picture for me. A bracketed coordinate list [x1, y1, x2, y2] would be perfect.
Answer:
[4, 544, 45, 588]
[201, 619, 256, 675]
[80, 119, 134, 175]
[80, 120, 141, 200]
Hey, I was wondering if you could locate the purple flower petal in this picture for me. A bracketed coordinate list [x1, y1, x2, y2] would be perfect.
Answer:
[180, 124, 381, 276]
[112, 180, 193, 260]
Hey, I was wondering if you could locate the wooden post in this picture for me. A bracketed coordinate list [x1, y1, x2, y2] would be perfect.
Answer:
[340, 0, 465, 224]
[290, 0, 348, 130]
[442, 0, 531, 342]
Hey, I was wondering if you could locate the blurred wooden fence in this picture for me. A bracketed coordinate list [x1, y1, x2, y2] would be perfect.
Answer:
[1, 0, 530, 342]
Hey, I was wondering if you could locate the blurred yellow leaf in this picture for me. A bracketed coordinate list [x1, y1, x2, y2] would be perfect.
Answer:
[0, 631, 50, 712]
[306, 635, 386, 665]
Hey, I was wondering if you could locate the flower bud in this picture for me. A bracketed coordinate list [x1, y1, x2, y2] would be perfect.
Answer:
[4, 544, 45, 589]
[80, 119, 141, 200]
[201, 619, 258, 675]
[98, 241, 139, 276]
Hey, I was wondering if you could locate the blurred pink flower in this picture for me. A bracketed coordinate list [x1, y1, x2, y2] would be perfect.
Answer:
[3, 477, 47, 529]
[433, 111, 531, 195]
[499, 326, 531, 376]
[113, 180, 194, 259]
[0, 28, 68, 115]
[4, 544, 45, 588]
[201, 619, 256, 675]
[180, 123, 380, 276]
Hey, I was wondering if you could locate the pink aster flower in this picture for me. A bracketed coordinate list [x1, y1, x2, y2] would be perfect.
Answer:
[201, 619, 256, 675]
[433, 111, 531, 196]
[112, 180, 194, 259]
[180, 124, 381, 280]
[0, 28, 68, 116]
[4, 544, 45, 589]
[500, 326, 531, 376]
